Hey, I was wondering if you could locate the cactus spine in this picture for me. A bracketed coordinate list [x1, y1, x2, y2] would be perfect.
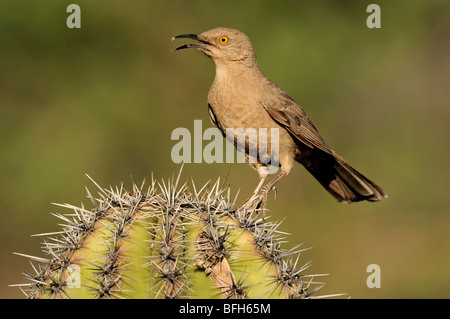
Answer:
[14, 169, 327, 299]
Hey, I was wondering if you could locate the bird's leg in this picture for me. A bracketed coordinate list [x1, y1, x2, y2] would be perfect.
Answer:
[248, 176, 267, 201]
[257, 170, 288, 212]
[237, 176, 267, 210]
[238, 170, 288, 214]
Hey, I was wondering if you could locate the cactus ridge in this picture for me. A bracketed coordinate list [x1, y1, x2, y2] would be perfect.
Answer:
[13, 168, 331, 299]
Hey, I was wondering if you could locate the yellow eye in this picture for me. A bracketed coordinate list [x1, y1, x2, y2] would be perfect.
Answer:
[219, 36, 229, 44]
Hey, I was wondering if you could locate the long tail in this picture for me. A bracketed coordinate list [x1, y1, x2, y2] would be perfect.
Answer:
[302, 151, 387, 203]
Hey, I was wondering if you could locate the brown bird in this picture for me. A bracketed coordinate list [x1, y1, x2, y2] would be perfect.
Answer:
[171, 27, 387, 210]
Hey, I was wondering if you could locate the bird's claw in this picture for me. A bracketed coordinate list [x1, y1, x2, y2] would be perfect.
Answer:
[237, 186, 271, 216]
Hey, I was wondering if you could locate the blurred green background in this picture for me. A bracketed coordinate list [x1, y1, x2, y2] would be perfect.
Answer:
[1, 0, 449, 298]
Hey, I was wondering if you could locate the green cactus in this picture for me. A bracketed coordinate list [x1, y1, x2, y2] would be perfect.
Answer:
[14, 169, 330, 299]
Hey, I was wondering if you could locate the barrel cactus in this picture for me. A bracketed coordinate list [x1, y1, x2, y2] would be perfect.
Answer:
[14, 168, 329, 299]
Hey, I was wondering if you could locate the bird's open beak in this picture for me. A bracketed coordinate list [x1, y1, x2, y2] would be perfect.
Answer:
[170, 33, 211, 52]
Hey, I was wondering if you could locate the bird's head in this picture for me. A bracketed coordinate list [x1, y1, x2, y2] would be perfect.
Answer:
[171, 27, 257, 67]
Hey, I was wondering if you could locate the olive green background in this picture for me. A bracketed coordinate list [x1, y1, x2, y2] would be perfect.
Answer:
[1, 0, 449, 298]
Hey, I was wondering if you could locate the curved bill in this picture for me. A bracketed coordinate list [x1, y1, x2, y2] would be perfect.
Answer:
[170, 33, 211, 52]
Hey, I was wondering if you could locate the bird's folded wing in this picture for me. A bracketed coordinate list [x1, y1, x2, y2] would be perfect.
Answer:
[208, 103, 218, 127]
[260, 84, 332, 154]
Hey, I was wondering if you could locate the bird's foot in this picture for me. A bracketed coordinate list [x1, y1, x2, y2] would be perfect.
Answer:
[237, 185, 274, 216]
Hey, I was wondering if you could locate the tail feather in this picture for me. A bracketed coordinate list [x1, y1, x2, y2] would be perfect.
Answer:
[334, 154, 387, 202]
[301, 152, 387, 203]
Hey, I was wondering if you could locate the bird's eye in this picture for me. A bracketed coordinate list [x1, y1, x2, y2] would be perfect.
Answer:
[219, 36, 229, 44]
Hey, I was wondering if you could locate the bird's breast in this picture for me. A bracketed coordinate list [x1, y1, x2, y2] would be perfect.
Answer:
[207, 77, 298, 169]
[208, 77, 272, 130]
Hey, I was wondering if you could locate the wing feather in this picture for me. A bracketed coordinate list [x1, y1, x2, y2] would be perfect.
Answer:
[260, 83, 332, 154]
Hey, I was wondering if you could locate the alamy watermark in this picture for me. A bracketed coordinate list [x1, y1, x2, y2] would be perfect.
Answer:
[66, 4, 81, 29]
[65, 4, 380, 30]
[367, 4, 381, 29]
[366, 264, 381, 288]
[66, 264, 81, 288]
[171, 120, 280, 174]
